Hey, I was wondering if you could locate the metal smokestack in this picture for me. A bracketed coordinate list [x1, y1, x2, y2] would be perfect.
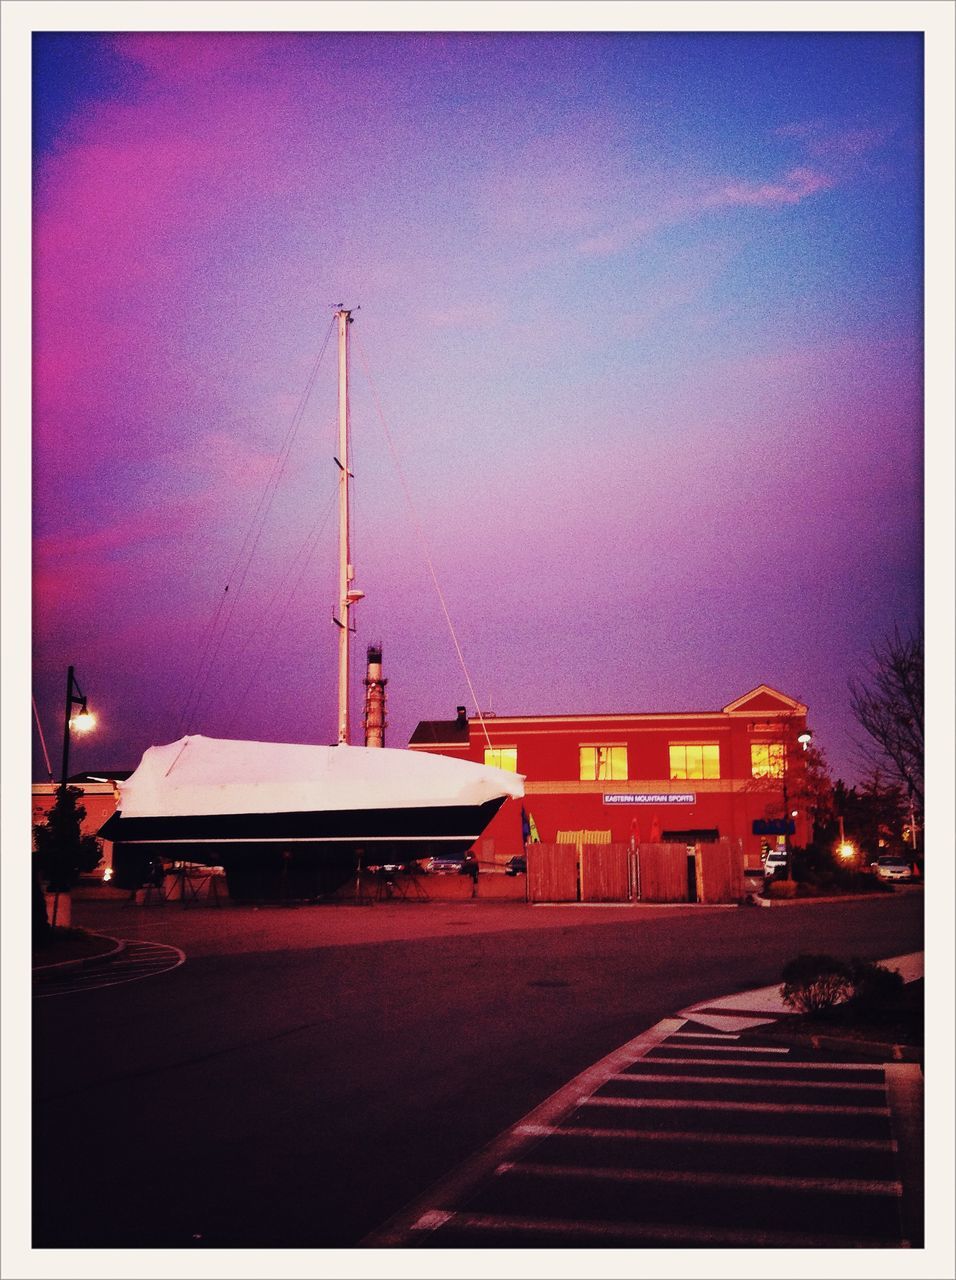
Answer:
[363, 643, 387, 748]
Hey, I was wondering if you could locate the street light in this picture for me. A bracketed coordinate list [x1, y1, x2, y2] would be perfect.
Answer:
[783, 723, 811, 881]
[61, 665, 95, 788]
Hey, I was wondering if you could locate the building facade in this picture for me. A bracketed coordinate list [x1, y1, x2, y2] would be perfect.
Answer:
[410, 686, 812, 866]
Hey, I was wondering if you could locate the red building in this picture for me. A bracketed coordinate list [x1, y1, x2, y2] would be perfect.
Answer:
[410, 685, 812, 867]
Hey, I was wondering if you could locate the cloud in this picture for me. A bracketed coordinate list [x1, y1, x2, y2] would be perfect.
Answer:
[775, 121, 892, 160]
[570, 163, 833, 261]
[702, 166, 834, 209]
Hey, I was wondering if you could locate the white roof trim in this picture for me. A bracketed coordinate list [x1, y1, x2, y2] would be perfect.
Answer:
[722, 686, 808, 715]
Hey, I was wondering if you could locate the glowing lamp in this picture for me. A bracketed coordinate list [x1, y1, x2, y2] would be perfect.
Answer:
[838, 842, 856, 861]
[60, 666, 96, 786]
[71, 706, 96, 733]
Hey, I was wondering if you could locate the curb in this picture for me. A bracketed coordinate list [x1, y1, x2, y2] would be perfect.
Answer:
[753, 892, 895, 907]
[803, 1033, 921, 1062]
[32, 933, 126, 974]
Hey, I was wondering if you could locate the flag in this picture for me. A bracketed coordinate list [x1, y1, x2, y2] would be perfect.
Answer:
[528, 811, 540, 843]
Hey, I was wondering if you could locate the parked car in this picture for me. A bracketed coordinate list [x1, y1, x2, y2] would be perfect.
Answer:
[762, 849, 789, 876]
[871, 855, 913, 882]
[505, 854, 527, 876]
[426, 855, 466, 875]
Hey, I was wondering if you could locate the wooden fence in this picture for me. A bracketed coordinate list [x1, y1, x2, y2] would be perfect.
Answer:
[634, 843, 691, 903]
[695, 838, 745, 904]
[527, 840, 745, 904]
[527, 843, 578, 902]
[581, 843, 631, 902]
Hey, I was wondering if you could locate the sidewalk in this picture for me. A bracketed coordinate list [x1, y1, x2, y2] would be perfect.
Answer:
[364, 951, 924, 1249]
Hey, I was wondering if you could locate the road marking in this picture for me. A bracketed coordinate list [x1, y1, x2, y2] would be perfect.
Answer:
[652, 1042, 790, 1054]
[33, 941, 185, 998]
[630, 1056, 885, 1071]
[514, 1123, 896, 1150]
[677, 1013, 777, 1032]
[494, 1160, 902, 1197]
[410, 1211, 905, 1248]
[609, 1072, 885, 1092]
[359, 1015, 687, 1246]
[412, 1210, 453, 1231]
[671, 1030, 740, 1040]
[583, 1096, 890, 1116]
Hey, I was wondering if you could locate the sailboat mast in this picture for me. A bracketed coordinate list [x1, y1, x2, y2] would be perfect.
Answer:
[335, 306, 361, 745]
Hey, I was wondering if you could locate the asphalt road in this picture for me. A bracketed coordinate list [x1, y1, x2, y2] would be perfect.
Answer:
[33, 892, 923, 1248]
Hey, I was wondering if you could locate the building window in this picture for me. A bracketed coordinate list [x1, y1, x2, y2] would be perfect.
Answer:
[579, 745, 627, 780]
[669, 744, 720, 780]
[751, 742, 785, 779]
[484, 747, 517, 772]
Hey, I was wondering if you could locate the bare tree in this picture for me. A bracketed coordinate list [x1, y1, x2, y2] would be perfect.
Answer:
[848, 626, 923, 809]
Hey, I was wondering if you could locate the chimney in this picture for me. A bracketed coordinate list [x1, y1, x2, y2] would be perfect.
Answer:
[363, 644, 387, 747]
[456, 705, 467, 728]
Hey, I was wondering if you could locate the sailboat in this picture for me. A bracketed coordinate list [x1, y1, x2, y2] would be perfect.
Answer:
[99, 310, 524, 899]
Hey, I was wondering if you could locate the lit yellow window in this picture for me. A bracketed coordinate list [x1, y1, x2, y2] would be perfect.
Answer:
[669, 744, 720, 780]
[751, 743, 785, 779]
[484, 747, 517, 772]
[579, 745, 627, 780]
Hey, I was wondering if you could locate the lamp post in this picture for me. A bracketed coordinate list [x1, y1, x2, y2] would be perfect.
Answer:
[44, 667, 96, 927]
[61, 665, 95, 789]
[783, 724, 812, 881]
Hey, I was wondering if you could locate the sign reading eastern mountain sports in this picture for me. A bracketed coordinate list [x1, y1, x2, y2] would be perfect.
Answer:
[603, 793, 696, 805]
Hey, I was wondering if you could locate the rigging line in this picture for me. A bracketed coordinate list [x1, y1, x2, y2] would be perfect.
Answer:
[179, 340, 330, 734]
[177, 317, 334, 734]
[177, 318, 336, 735]
[175, 583, 231, 738]
[217, 486, 339, 736]
[32, 695, 54, 782]
[223, 511, 334, 738]
[352, 329, 493, 751]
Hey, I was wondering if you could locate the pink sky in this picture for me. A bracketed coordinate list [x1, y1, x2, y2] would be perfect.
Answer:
[28, 30, 926, 785]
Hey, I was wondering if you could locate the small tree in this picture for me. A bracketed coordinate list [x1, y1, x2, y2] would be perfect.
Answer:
[33, 785, 102, 894]
[832, 772, 909, 859]
[800, 743, 835, 842]
[849, 625, 923, 810]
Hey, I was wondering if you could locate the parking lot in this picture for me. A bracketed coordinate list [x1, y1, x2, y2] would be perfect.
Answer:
[31, 891, 924, 1250]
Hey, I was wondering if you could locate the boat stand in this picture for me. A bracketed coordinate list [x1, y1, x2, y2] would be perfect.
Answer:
[372, 869, 430, 902]
[165, 864, 226, 908]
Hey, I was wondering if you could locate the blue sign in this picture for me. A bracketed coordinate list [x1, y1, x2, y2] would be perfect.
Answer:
[753, 818, 796, 835]
[603, 793, 696, 805]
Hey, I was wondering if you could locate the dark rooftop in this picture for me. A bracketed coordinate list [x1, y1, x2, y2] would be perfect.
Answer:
[408, 706, 469, 746]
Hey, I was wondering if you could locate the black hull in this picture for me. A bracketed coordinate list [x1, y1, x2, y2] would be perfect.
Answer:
[100, 797, 507, 899]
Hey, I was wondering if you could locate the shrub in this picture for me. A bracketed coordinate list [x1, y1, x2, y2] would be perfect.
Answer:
[849, 958, 905, 1010]
[781, 953, 853, 1013]
[767, 878, 797, 899]
[790, 844, 839, 886]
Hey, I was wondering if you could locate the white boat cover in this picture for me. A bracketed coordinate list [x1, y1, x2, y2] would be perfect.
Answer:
[116, 735, 524, 818]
